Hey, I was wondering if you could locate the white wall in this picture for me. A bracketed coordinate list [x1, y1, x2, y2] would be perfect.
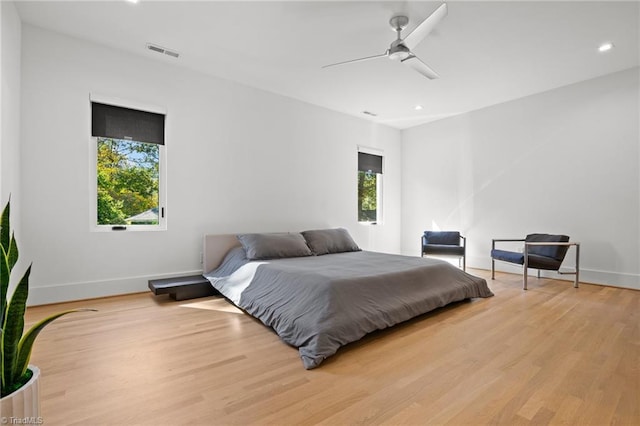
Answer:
[402, 68, 640, 289]
[1, 1, 22, 235]
[18, 21, 638, 304]
[20, 25, 402, 305]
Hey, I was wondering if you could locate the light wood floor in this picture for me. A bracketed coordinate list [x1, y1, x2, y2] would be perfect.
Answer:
[26, 269, 639, 425]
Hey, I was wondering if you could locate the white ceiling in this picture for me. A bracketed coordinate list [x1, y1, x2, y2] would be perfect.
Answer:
[14, 0, 640, 129]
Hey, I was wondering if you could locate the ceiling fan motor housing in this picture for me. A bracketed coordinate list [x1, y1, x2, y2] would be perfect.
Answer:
[388, 41, 411, 61]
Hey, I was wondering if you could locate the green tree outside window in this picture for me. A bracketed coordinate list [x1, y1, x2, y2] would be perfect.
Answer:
[358, 170, 378, 222]
[97, 138, 159, 225]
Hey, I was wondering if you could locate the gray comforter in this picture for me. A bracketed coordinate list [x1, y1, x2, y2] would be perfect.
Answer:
[205, 249, 493, 369]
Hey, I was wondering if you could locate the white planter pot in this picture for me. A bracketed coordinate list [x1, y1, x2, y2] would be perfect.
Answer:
[1, 365, 41, 419]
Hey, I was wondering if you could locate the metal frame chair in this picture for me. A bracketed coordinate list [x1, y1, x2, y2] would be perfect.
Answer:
[421, 231, 466, 271]
[491, 234, 580, 290]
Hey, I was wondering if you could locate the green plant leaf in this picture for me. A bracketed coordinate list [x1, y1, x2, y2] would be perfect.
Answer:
[14, 308, 97, 380]
[1, 264, 29, 391]
[7, 234, 18, 274]
[0, 200, 10, 251]
[1, 243, 9, 327]
[1, 235, 18, 332]
[0, 201, 13, 332]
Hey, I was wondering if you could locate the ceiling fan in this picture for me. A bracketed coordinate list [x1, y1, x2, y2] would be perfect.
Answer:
[322, 2, 448, 79]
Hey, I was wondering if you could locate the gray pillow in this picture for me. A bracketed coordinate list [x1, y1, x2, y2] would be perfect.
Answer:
[236, 232, 312, 260]
[301, 228, 361, 255]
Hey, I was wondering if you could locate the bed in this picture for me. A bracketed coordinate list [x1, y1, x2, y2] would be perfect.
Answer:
[203, 229, 493, 369]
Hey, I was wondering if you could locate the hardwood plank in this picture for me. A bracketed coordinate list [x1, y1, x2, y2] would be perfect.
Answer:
[24, 269, 639, 425]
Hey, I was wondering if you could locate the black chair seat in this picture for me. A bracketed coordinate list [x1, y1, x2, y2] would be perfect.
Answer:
[491, 249, 524, 264]
[491, 249, 562, 270]
[424, 245, 465, 256]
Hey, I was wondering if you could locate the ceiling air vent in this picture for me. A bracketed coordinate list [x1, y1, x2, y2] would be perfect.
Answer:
[146, 43, 180, 58]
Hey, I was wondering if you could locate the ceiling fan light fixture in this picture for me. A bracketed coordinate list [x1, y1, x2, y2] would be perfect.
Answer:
[389, 51, 411, 61]
[388, 42, 411, 61]
[598, 42, 614, 52]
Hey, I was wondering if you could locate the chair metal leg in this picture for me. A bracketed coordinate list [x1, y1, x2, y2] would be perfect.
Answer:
[491, 259, 495, 279]
[574, 243, 580, 288]
[462, 255, 466, 272]
[537, 269, 540, 279]
[557, 243, 581, 288]
[523, 246, 529, 290]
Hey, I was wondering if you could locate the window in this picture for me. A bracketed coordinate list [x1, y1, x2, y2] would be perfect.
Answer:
[96, 137, 160, 225]
[358, 150, 383, 223]
[90, 99, 166, 231]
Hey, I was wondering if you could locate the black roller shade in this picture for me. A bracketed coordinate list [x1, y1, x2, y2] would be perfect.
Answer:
[358, 152, 383, 174]
[92, 102, 165, 145]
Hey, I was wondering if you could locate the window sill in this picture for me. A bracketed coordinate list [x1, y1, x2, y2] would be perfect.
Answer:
[91, 225, 167, 233]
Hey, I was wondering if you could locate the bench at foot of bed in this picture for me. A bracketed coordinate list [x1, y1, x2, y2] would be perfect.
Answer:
[148, 274, 218, 301]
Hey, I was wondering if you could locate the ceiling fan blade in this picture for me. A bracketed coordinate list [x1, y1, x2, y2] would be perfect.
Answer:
[322, 52, 388, 69]
[402, 55, 440, 79]
[402, 2, 448, 51]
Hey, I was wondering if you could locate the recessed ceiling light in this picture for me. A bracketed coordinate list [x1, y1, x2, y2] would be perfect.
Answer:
[414, 105, 423, 111]
[598, 42, 614, 52]
[126, 0, 139, 4]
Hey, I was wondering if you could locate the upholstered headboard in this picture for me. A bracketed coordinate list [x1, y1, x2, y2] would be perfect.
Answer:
[202, 234, 241, 274]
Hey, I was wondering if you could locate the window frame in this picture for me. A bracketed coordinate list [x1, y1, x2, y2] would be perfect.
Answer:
[89, 94, 167, 232]
[357, 146, 384, 225]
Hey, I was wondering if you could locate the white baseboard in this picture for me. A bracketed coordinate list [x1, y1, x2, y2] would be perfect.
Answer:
[27, 269, 203, 306]
[468, 256, 640, 290]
